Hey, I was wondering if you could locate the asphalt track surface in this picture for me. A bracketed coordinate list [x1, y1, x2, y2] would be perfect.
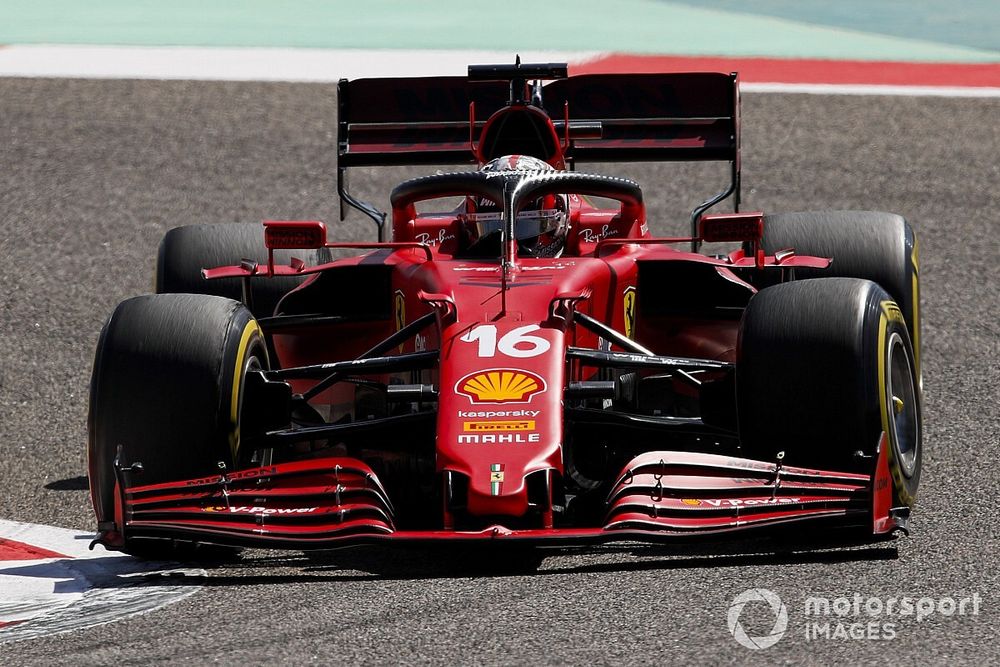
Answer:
[1, 78, 998, 664]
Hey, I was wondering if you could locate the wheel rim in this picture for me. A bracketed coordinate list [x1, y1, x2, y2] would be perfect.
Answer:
[887, 331, 920, 477]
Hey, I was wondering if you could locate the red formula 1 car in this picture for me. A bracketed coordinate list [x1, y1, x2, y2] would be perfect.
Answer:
[88, 62, 922, 554]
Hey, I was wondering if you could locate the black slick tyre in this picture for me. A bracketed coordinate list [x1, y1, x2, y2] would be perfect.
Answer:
[755, 211, 921, 382]
[88, 294, 268, 531]
[155, 223, 327, 318]
[736, 278, 921, 508]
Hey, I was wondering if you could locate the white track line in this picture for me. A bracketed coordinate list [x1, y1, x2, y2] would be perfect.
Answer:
[742, 81, 1000, 97]
[0, 45, 997, 97]
[0, 45, 594, 81]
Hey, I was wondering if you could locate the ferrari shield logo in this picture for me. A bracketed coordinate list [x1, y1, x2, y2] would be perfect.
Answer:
[394, 290, 406, 331]
[394, 290, 405, 351]
[490, 463, 505, 495]
[623, 287, 637, 339]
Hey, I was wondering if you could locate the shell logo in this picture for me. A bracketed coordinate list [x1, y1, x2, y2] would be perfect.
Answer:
[456, 369, 546, 404]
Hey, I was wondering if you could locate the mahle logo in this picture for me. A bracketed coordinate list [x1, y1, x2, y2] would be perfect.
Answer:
[728, 588, 788, 650]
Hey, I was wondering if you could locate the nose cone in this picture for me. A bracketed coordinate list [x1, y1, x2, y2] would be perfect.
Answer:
[437, 321, 565, 520]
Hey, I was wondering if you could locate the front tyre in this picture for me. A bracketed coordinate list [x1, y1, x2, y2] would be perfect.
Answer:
[736, 278, 921, 508]
[755, 211, 921, 383]
[88, 294, 268, 533]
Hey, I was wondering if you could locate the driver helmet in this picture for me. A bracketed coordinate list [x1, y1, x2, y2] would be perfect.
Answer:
[462, 155, 569, 258]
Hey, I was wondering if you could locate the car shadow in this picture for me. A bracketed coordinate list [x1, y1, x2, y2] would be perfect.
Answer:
[301, 541, 899, 581]
[7, 534, 898, 589]
[184, 535, 900, 584]
[43, 475, 90, 491]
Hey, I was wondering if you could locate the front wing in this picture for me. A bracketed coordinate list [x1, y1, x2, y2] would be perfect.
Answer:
[94, 435, 904, 551]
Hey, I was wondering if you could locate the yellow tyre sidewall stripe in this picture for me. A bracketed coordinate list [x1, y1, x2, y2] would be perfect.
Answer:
[877, 300, 915, 507]
[910, 238, 921, 386]
[229, 319, 263, 461]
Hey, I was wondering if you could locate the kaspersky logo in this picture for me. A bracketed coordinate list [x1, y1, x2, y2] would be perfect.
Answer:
[456, 369, 546, 404]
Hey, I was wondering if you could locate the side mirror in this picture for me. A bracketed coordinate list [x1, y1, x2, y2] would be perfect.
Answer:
[263, 220, 327, 249]
[698, 212, 763, 244]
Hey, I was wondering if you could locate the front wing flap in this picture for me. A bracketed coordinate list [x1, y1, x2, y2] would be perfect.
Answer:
[100, 458, 396, 549]
[605, 450, 870, 532]
[96, 436, 901, 551]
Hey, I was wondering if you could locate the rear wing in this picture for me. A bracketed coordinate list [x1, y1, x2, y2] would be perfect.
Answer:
[337, 67, 741, 241]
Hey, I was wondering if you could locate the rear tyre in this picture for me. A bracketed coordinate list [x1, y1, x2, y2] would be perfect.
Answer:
[88, 294, 268, 539]
[754, 211, 921, 382]
[156, 223, 328, 318]
[736, 278, 921, 508]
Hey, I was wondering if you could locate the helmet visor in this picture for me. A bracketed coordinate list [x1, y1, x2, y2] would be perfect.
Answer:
[460, 209, 565, 245]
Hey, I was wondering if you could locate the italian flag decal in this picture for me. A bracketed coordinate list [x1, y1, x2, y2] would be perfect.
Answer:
[490, 464, 505, 496]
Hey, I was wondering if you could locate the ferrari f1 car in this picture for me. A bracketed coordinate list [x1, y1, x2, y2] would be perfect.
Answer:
[88, 62, 922, 554]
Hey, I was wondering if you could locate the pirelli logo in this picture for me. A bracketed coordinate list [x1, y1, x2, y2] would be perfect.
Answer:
[463, 420, 535, 432]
